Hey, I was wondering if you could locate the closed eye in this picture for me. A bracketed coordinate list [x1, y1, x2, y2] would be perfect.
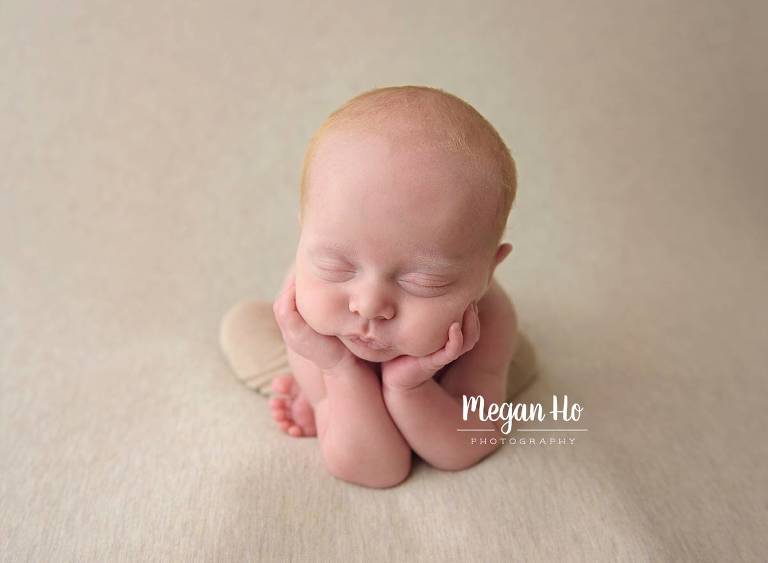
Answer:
[401, 279, 450, 288]
[399, 278, 454, 297]
[400, 272, 453, 286]
[313, 264, 355, 282]
[317, 265, 354, 273]
[313, 259, 355, 272]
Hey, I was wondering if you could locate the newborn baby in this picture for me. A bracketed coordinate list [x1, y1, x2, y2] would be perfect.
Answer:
[270, 85, 519, 488]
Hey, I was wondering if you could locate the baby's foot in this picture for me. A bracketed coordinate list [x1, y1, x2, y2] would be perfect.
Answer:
[269, 373, 317, 437]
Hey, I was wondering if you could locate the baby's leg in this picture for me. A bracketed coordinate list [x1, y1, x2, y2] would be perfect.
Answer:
[285, 348, 413, 488]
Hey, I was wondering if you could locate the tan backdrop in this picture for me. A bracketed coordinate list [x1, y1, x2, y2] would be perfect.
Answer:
[1, 1, 766, 560]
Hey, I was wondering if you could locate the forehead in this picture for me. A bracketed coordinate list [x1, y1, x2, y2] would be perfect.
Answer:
[305, 131, 494, 260]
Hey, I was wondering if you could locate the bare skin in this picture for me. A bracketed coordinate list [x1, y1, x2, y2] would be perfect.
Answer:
[270, 130, 519, 487]
[270, 264, 514, 439]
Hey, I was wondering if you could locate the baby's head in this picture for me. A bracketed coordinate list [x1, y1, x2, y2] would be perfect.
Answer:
[293, 85, 517, 362]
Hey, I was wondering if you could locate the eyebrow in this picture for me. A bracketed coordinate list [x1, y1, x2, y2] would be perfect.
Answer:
[310, 242, 463, 272]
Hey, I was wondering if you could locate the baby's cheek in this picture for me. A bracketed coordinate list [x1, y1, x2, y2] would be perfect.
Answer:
[295, 278, 343, 336]
[404, 305, 462, 356]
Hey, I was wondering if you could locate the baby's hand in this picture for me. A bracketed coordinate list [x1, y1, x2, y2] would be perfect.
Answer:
[381, 301, 480, 391]
[273, 272, 354, 371]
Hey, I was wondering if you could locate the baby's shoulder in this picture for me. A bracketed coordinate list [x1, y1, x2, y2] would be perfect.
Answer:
[478, 277, 516, 325]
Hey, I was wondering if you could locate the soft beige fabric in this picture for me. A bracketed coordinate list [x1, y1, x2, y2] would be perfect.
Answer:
[2, 1, 767, 561]
[219, 300, 291, 397]
[218, 299, 537, 400]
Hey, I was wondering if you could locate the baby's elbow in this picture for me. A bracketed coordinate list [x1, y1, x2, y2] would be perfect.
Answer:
[431, 433, 504, 472]
[323, 443, 412, 489]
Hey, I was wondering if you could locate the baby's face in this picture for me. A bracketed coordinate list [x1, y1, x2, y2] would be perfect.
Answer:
[295, 131, 498, 362]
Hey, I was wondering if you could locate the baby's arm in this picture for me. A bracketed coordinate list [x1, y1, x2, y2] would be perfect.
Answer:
[382, 356, 508, 471]
[317, 356, 412, 487]
[274, 270, 412, 488]
[382, 284, 517, 470]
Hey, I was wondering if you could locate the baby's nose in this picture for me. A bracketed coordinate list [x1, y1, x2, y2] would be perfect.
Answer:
[349, 295, 394, 321]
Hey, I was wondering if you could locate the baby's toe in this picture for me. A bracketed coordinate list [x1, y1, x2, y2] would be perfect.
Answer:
[269, 396, 287, 409]
[271, 374, 294, 395]
[272, 409, 289, 422]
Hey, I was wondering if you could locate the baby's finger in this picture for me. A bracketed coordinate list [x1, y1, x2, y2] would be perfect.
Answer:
[272, 279, 293, 322]
[433, 322, 463, 366]
[272, 276, 294, 315]
[273, 278, 307, 336]
[462, 302, 480, 353]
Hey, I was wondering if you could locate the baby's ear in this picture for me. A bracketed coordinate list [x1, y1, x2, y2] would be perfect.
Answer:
[494, 243, 513, 267]
[485, 243, 513, 286]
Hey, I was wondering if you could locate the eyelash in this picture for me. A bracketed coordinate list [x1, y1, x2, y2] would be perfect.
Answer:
[402, 279, 449, 289]
[314, 267, 450, 291]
